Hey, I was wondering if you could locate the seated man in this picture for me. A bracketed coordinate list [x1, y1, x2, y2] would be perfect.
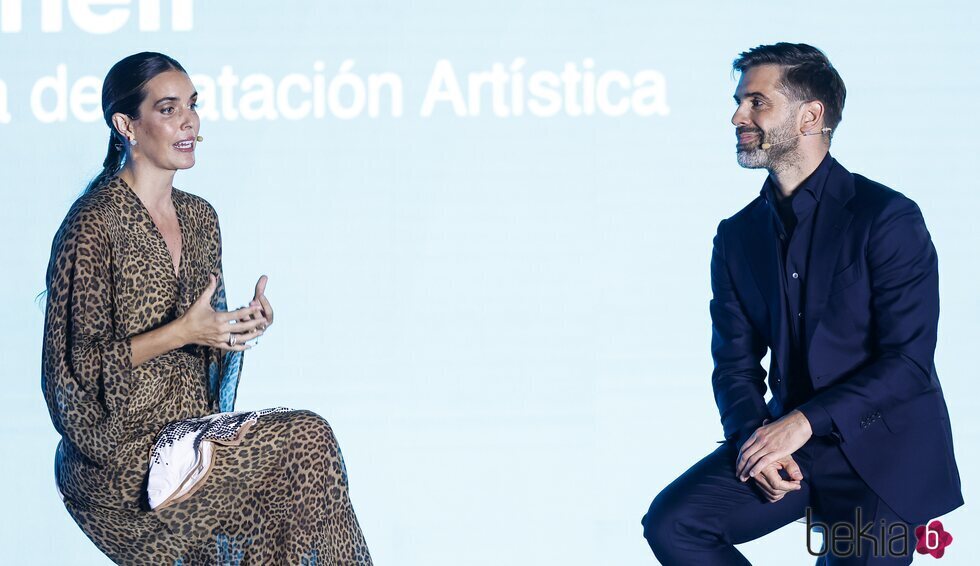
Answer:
[641, 42, 963, 565]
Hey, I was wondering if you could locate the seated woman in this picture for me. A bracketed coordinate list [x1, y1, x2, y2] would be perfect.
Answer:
[41, 51, 373, 565]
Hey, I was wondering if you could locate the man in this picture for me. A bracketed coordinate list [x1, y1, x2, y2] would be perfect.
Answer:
[641, 43, 963, 564]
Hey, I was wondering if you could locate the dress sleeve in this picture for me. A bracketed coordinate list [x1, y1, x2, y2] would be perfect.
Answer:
[204, 205, 244, 413]
[41, 203, 131, 467]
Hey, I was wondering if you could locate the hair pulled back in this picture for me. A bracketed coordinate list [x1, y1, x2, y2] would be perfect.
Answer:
[85, 52, 186, 192]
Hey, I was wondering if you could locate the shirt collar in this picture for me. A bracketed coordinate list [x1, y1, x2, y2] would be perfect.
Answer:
[759, 151, 834, 207]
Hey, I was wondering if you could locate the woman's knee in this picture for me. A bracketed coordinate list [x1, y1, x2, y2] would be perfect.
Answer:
[287, 410, 337, 446]
[284, 410, 349, 487]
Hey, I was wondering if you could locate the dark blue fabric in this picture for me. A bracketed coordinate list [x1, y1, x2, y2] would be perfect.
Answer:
[706, 156, 963, 525]
[761, 152, 832, 429]
[642, 435, 917, 565]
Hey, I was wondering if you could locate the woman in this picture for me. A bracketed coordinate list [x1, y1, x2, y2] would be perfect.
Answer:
[41, 52, 372, 565]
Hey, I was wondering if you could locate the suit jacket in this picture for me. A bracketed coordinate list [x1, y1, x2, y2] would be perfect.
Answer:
[709, 157, 963, 525]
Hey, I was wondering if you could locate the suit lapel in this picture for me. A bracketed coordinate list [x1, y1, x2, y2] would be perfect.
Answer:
[805, 163, 855, 349]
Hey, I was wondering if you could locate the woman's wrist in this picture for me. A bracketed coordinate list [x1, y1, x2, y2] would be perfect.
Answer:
[170, 315, 192, 349]
[131, 317, 194, 367]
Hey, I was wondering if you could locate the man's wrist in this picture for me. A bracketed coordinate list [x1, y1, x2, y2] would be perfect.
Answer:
[796, 403, 833, 437]
[795, 409, 813, 436]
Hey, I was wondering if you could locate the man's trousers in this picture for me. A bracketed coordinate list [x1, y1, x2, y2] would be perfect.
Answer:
[641, 434, 917, 565]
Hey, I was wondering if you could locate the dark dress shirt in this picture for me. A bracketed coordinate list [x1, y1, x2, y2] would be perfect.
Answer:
[760, 152, 836, 437]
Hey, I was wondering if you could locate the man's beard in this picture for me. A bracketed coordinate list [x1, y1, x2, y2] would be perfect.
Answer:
[736, 116, 800, 170]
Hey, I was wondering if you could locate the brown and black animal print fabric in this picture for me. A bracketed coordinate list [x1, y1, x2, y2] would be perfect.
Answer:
[42, 176, 372, 564]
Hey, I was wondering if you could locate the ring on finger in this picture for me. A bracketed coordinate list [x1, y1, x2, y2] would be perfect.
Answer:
[228, 334, 237, 346]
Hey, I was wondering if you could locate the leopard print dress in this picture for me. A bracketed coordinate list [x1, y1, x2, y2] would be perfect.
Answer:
[41, 176, 373, 565]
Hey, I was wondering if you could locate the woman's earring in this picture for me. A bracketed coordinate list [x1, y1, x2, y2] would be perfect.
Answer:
[129, 138, 138, 146]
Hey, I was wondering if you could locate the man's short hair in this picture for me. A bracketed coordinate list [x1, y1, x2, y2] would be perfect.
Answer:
[733, 42, 846, 132]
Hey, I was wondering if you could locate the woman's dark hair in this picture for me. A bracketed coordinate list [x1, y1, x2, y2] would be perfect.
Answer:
[732, 42, 846, 135]
[85, 52, 187, 193]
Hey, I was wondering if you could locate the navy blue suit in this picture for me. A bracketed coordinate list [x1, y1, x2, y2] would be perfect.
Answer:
[642, 157, 963, 564]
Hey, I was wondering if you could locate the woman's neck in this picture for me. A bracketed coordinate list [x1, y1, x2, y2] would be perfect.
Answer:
[118, 161, 177, 211]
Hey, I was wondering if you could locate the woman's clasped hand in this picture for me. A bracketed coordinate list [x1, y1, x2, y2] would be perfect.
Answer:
[177, 274, 274, 351]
